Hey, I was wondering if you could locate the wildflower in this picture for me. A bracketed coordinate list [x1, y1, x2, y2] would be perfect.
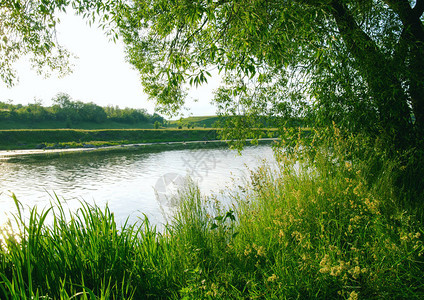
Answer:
[256, 245, 266, 257]
[345, 161, 352, 170]
[329, 245, 338, 252]
[353, 182, 362, 196]
[267, 274, 278, 282]
[319, 266, 330, 274]
[400, 232, 408, 241]
[273, 219, 283, 227]
[330, 261, 348, 277]
[348, 291, 359, 300]
[330, 265, 342, 277]
[292, 189, 301, 200]
[274, 208, 283, 217]
[349, 265, 361, 279]
[319, 254, 331, 274]
[292, 231, 304, 244]
[364, 198, 379, 214]
[349, 215, 361, 224]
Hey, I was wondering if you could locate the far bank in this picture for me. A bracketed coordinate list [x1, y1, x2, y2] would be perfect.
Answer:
[0, 128, 279, 151]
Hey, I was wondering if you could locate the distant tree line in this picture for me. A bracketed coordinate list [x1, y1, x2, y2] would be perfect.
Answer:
[0, 93, 164, 125]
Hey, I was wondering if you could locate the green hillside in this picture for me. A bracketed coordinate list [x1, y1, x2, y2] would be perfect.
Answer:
[168, 116, 220, 128]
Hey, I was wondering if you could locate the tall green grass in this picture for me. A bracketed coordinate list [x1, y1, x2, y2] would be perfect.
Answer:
[1, 128, 423, 298]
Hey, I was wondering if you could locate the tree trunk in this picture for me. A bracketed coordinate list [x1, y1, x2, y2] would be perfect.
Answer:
[385, 0, 424, 138]
[407, 45, 424, 137]
[330, 0, 414, 148]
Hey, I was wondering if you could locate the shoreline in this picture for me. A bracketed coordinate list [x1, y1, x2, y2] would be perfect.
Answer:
[0, 138, 279, 160]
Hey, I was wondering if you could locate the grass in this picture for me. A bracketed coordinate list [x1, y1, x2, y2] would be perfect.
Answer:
[0, 128, 221, 150]
[168, 116, 220, 128]
[1, 128, 423, 299]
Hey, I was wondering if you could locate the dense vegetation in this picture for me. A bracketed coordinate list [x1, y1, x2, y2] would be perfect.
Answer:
[0, 93, 164, 128]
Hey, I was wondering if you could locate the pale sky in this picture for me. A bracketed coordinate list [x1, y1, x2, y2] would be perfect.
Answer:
[0, 11, 218, 117]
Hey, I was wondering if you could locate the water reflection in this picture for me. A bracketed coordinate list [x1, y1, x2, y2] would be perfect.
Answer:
[0, 145, 275, 227]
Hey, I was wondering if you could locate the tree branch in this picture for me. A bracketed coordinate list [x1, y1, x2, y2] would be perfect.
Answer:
[330, 0, 413, 132]
[384, 0, 413, 25]
[384, 0, 424, 43]
[330, 0, 383, 65]
[413, 0, 424, 18]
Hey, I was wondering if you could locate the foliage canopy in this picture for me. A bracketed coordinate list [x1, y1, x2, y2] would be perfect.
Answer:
[2, 0, 424, 148]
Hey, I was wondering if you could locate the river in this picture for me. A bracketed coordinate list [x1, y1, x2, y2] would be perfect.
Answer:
[0, 145, 276, 227]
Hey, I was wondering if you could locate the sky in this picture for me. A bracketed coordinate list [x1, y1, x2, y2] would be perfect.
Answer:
[0, 11, 219, 117]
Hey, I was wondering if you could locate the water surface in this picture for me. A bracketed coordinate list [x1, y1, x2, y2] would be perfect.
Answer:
[0, 145, 275, 227]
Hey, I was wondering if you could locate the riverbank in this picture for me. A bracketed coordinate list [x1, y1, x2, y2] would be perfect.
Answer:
[0, 138, 278, 161]
[0, 128, 279, 151]
[0, 128, 224, 150]
[1, 131, 422, 299]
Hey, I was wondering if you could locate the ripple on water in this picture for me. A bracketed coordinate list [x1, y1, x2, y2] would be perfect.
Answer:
[0, 145, 276, 226]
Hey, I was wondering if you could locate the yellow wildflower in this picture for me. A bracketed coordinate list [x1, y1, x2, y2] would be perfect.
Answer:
[348, 291, 359, 300]
[267, 274, 278, 282]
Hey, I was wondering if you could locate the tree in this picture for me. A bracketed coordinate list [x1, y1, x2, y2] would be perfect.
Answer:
[2, 1, 424, 149]
[0, 0, 73, 86]
[52, 93, 76, 121]
[112, 0, 423, 149]
[0, 0, 121, 86]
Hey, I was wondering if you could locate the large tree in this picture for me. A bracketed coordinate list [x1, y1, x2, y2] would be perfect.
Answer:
[113, 0, 424, 148]
[2, 0, 424, 148]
